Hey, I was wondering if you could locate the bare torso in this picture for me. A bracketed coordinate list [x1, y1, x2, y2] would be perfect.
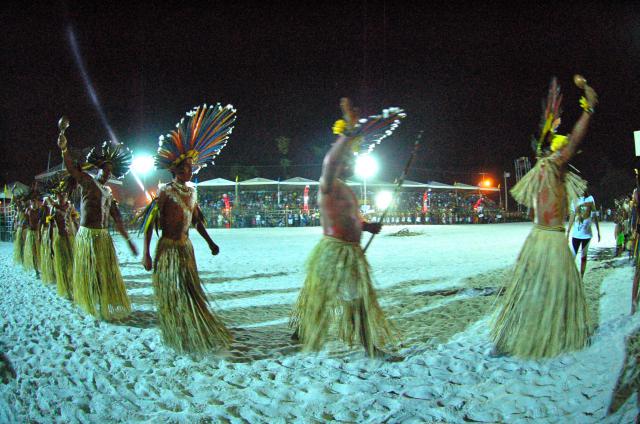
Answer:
[16, 210, 27, 229]
[25, 207, 39, 231]
[79, 175, 113, 229]
[320, 179, 362, 243]
[53, 202, 70, 237]
[158, 182, 197, 240]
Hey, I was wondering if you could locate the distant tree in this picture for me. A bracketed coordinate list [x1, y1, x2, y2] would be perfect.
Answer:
[276, 136, 291, 178]
[276, 136, 290, 156]
[280, 158, 291, 179]
[229, 163, 259, 181]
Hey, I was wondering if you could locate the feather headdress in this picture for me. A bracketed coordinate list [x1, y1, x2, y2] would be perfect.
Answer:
[86, 141, 133, 179]
[533, 77, 564, 156]
[47, 172, 78, 197]
[156, 103, 236, 172]
[332, 98, 406, 155]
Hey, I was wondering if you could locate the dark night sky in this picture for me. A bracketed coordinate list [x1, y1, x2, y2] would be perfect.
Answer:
[2, 1, 640, 202]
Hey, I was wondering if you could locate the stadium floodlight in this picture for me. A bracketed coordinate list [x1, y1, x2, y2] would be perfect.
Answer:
[131, 154, 155, 176]
[355, 154, 379, 208]
[375, 190, 393, 210]
[355, 154, 379, 179]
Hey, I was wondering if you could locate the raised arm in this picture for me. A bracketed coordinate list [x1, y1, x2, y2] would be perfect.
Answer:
[319, 135, 352, 194]
[57, 134, 86, 183]
[556, 85, 598, 165]
[320, 98, 359, 194]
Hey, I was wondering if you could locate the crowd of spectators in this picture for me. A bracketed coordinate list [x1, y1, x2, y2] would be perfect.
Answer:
[195, 189, 519, 228]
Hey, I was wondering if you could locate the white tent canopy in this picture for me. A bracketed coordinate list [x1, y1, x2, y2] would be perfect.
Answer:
[400, 179, 429, 188]
[238, 177, 279, 186]
[198, 178, 236, 187]
[279, 177, 319, 186]
[426, 181, 458, 190]
[197, 176, 500, 192]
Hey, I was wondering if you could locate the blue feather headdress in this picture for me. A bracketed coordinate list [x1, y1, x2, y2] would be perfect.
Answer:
[156, 103, 236, 173]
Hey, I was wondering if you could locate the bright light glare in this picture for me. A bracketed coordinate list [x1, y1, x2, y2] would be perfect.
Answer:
[355, 154, 379, 179]
[375, 191, 393, 210]
[131, 155, 155, 175]
[482, 179, 492, 187]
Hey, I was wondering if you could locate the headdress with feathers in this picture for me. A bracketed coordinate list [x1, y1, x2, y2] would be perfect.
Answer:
[48, 172, 78, 197]
[532, 77, 568, 157]
[155, 103, 236, 172]
[86, 141, 133, 179]
[332, 98, 406, 155]
[134, 103, 236, 237]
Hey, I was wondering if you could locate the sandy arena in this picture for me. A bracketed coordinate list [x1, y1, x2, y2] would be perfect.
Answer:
[0, 222, 638, 423]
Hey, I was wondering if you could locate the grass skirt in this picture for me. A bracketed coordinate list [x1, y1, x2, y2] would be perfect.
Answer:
[12, 228, 24, 265]
[53, 232, 74, 300]
[490, 225, 590, 358]
[153, 237, 232, 353]
[73, 227, 130, 320]
[40, 229, 56, 284]
[23, 229, 40, 273]
[290, 236, 395, 355]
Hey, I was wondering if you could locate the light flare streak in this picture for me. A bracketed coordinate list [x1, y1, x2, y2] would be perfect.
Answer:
[66, 25, 119, 144]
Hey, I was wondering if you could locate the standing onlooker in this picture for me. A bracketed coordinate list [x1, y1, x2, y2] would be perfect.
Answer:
[567, 187, 601, 278]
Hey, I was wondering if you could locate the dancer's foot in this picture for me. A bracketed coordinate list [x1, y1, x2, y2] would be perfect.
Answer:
[290, 328, 300, 341]
[489, 346, 506, 358]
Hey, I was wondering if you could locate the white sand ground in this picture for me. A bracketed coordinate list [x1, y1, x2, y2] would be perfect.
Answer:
[0, 222, 638, 423]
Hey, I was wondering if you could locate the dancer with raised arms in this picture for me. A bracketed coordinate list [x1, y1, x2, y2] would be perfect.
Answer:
[490, 75, 598, 358]
[290, 98, 405, 358]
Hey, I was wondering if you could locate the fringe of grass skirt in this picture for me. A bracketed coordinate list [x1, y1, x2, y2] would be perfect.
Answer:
[40, 228, 56, 284]
[53, 232, 74, 300]
[153, 237, 232, 353]
[23, 229, 40, 273]
[72, 227, 130, 320]
[490, 225, 590, 358]
[12, 228, 24, 265]
[290, 236, 396, 355]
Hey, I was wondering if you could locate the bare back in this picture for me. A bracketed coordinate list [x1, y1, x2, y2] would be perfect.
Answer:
[533, 159, 568, 227]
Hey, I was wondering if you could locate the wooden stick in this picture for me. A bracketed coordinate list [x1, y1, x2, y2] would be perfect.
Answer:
[363, 131, 423, 253]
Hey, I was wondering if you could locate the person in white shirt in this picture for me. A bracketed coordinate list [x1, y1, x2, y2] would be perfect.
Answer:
[567, 189, 601, 277]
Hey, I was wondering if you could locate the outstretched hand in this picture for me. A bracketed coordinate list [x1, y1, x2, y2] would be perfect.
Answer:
[363, 222, 382, 234]
[210, 242, 220, 256]
[57, 134, 67, 150]
[142, 253, 152, 271]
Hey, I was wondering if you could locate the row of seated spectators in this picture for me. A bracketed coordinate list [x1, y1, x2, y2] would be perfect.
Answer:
[116, 190, 527, 229]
